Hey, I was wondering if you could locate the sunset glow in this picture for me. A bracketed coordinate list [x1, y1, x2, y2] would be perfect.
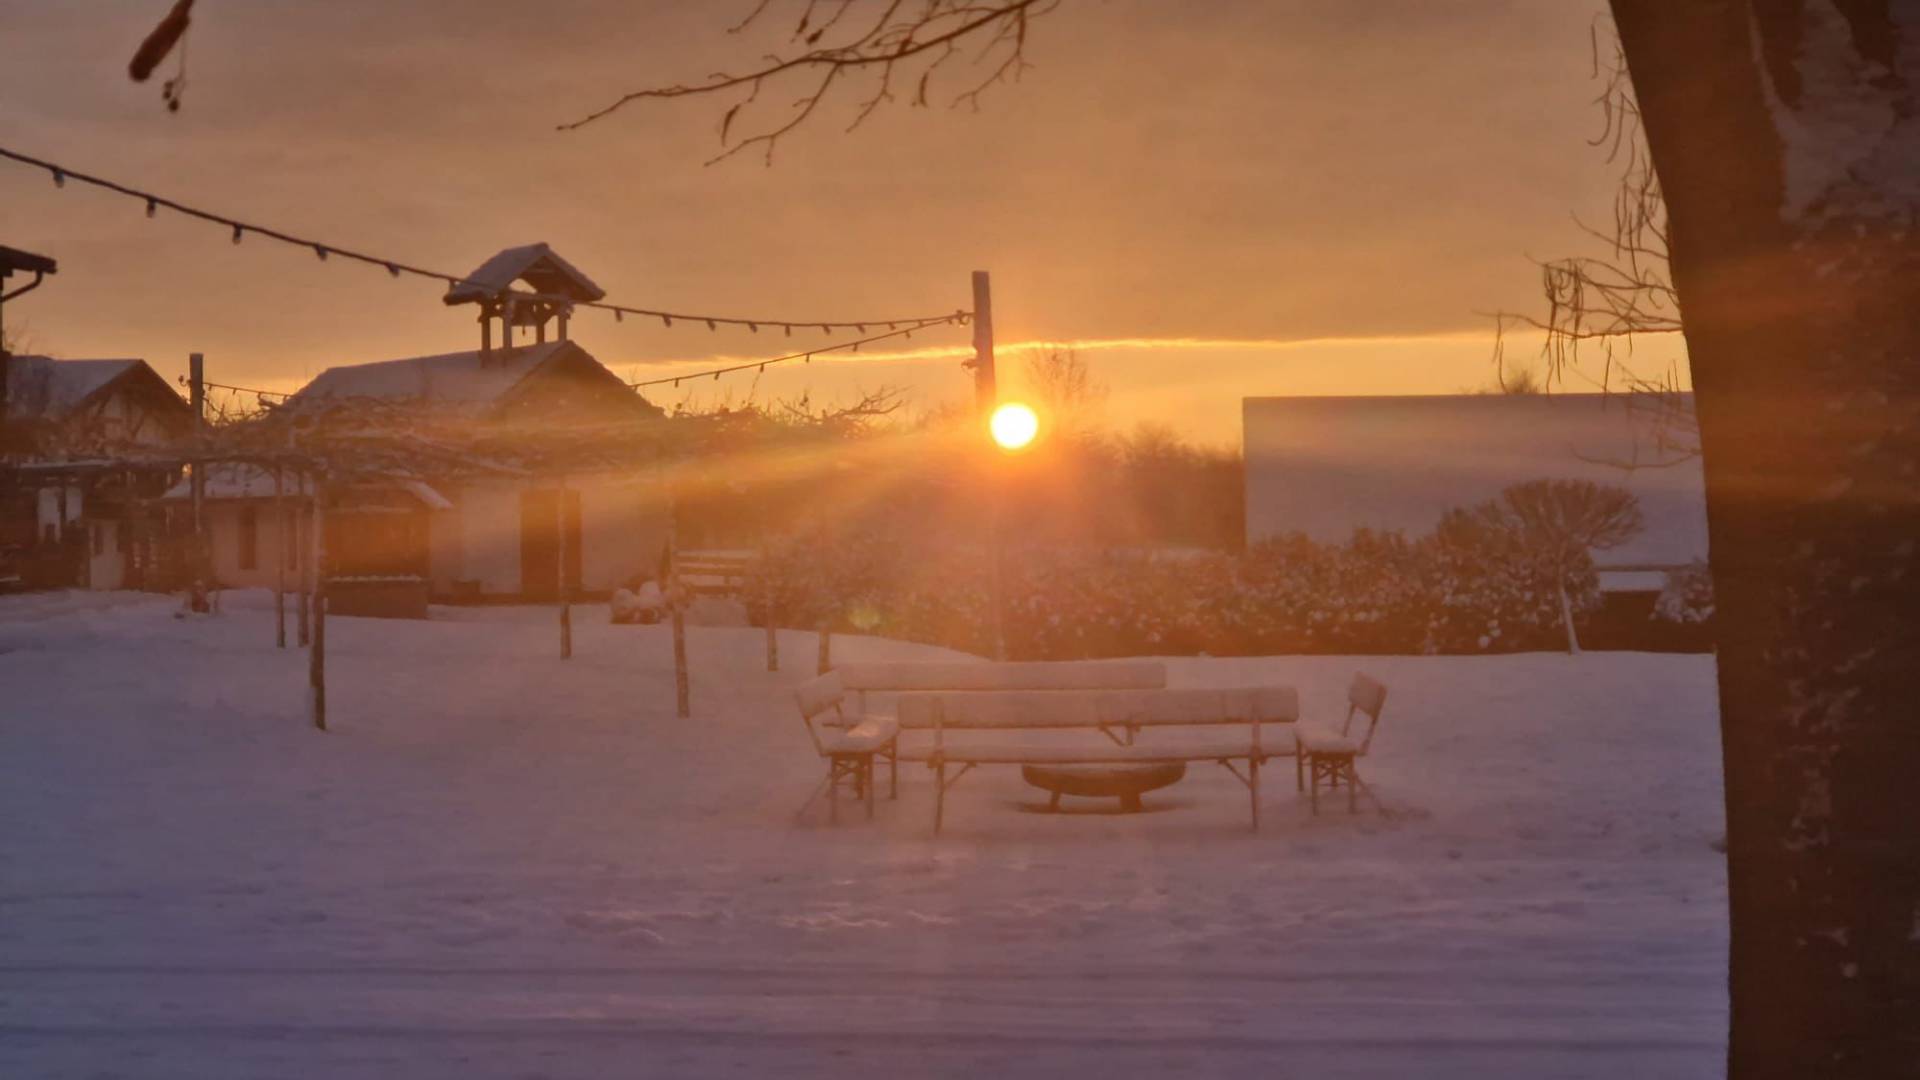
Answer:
[989, 401, 1039, 450]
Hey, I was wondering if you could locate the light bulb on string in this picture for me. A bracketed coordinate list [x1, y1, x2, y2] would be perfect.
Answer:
[145, 198, 157, 218]
[231, 225, 243, 244]
[313, 245, 329, 261]
[50, 168, 64, 187]
[384, 263, 400, 278]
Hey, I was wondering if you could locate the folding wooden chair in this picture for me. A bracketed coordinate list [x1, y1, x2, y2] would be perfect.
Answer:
[795, 672, 899, 824]
[1296, 673, 1388, 814]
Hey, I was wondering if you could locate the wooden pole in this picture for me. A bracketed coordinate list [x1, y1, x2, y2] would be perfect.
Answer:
[296, 504, 311, 647]
[558, 482, 572, 660]
[765, 591, 779, 673]
[668, 498, 690, 718]
[970, 271, 996, 413]
[817, 623, 832, 675]
[989, 463, 1007, 662]
[273, 462, 286, 648]
[187, 353, 209, 612]
[970, 273, 1008, 660]
[308, 470, 327, 731]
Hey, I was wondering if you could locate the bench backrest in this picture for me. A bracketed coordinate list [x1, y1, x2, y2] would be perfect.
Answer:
[895, 686, 1298, 732]
[836, 660, 1167, 694]
[1344, 673, 1389, 755]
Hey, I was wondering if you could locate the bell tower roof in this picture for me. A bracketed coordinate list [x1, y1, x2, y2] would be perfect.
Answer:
[443, 243, 605, 306]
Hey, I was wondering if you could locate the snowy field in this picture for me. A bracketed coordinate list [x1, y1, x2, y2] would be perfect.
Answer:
[0, 591, 1728, 1078]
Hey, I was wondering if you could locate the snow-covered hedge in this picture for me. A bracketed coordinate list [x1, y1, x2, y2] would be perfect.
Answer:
[1654, 561, 1716, 625]
[745, 521, 1645, 658]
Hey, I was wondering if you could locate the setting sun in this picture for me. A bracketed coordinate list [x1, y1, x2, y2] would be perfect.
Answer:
[989, 401, 1039, 450]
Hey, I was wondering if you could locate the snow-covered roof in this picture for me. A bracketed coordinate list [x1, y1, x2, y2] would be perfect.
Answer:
[286, 342, 573, 413]
[443, 243, 605, 306]
[1243, 393, 1709, 568]
[4, 356, 147, 419]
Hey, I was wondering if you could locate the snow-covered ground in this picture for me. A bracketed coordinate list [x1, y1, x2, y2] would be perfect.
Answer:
[0, 591, 1727, 1078]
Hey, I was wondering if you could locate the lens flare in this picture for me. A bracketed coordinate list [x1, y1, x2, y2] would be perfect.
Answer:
[989, 402, 1039, 450]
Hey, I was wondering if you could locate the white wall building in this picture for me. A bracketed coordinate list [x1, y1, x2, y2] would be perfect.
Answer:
[1242, 393, 1709, 587]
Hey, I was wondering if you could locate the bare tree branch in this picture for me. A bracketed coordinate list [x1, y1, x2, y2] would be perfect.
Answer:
[1489, 15, 1696, 469]
[558, 1, 1060, 164]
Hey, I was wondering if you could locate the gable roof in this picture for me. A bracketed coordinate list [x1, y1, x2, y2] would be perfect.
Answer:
[3, 356, 186, 422]
[291, 342, 570, 411]
[443, 243, 605, 306]
[283, 340, 659, 420]
[1242, 393, 1709, 568]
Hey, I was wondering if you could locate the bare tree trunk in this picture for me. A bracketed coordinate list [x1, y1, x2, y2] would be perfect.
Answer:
[1557, 577, 1581, 655]
[816, 624, 832, 675]
[1613, 4, 1920, 1074]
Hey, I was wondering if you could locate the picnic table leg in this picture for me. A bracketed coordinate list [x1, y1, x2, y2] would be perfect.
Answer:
[1295, 748, 1304, 793]
[889, 745, 898, 800]
[1250, 757, 1261, 832]
[1347, 760, 1358, 814]
[934, 761, 946, 835]
[1308, 756, 1320, 816]
[829, 759, 840, 825]
[866, 755, 876, 820]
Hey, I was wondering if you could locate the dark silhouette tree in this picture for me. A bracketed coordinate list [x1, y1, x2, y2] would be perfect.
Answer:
[1610, 6, 1920, 1075]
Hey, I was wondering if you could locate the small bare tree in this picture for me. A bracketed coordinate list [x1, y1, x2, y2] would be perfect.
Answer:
[1498, 478, 1643, 654]
[1022, 345, 1106, 438]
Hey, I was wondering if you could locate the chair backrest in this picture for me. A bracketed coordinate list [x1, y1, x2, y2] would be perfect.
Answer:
[1344, 673, 1388, 755]
[794, 671, 845, 755]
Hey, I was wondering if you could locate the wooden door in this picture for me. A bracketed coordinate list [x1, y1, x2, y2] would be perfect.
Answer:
[519, 489, 559, 601]
[519, 489, 582, 601]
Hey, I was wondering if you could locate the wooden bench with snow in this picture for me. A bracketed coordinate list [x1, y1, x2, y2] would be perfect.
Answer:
[893, 686, 1300, 833]
[791, 661, 1168, 825]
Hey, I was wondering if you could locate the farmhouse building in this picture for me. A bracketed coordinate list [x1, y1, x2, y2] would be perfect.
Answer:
[183, 245, 671, 614]
[1, 355, 193, 590]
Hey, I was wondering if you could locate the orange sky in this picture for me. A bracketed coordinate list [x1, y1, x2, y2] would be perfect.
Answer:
[0, 1, 1688, 443]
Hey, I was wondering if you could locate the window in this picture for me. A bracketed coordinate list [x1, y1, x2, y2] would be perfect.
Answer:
[239, 506, 259, 571]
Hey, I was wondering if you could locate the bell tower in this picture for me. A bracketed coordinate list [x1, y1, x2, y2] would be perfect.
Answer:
[443, 243, 607, 355]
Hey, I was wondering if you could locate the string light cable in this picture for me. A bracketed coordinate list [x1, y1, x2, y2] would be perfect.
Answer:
[0, 145, 968, 336]
[627, 322, 945, 389]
